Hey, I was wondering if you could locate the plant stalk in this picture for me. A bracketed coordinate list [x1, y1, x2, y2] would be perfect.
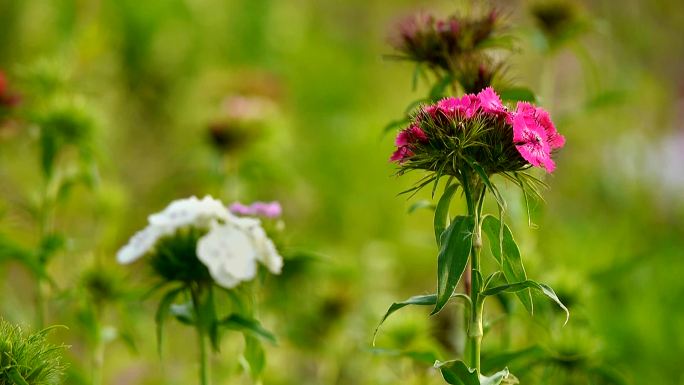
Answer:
[466, 183, 486, 373]
[191, 284, 211, 385]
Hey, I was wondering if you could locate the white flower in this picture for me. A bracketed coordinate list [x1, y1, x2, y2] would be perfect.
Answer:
[117, 195, 283, 288]
[148, 195, 231, 229]
[116, 225, 170, 264]
[238, 218, 283, 274]
[196, 222, 258, 288]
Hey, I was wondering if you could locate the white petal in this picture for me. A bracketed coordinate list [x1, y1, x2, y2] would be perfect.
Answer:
[148, 195, 231, 230]
[230, 217, 283, 274]
[116, 226, 166, 264]
[196, 224, 258, 288]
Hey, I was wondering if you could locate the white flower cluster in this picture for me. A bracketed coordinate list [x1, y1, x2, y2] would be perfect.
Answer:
[117, 196, 283, 288]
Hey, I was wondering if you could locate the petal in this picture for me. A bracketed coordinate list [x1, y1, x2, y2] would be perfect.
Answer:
[196, 224, 258, 288]
[116, 226, 167, 264]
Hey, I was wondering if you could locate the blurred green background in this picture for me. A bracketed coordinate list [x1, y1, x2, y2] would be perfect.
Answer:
[0, 0, 683, 384]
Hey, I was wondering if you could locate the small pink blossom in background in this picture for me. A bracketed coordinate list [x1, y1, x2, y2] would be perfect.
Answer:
[512, 111, 555, 172]
[230, 201, 282, 218]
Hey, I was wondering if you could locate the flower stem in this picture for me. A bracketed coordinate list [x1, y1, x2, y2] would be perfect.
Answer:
[191, 284, 211, 385]
[466, 183, 486, 373]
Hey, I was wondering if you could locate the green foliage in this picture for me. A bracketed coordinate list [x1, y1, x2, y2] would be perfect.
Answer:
[433, 215, 474, 314]
[0, 320, 67, 385]
[481, 216, 533, 313]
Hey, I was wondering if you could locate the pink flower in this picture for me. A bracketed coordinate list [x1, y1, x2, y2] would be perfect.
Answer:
[437, 94, 480, 118]
[514, 102, 565, 150]
[391, 125, 428, 163]
[230, 201, 282, 218]
[512, 111, 555, 173]
[477, 87, 506, 116]
[535, 108, 565, 149]
[396, 125, 427, 146]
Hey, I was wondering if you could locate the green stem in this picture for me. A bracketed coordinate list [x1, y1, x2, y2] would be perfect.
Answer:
[191, 285, 211, 385]
[467, 185, 486, 373]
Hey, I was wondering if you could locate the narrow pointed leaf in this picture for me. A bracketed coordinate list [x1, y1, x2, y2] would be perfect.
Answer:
[372, 294, 435, 345]
[434, 183, 459, 245]
[374, 293, 471, 344]
[408, 200, 435, 214]
[432, 215, 474, 315]
[155, 286, 184, 356]
[481, 215, 533, 314]
[218, 314, 276, 344]
[482, 280, 569, 324]
[434, 360, 479, 385]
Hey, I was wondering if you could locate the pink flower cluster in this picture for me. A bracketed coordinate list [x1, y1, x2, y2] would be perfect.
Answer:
[391, 87, 565, 173]
[229, 201, 282, 218]
[509, 102, 565, 172]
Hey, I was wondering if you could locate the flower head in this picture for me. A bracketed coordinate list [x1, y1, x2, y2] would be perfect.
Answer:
[391, 88, 564, 177]
[117, 195, 283, 288]
[389, 10, 504, 73]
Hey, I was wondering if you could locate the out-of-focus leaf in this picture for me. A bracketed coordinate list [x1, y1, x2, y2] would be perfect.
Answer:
[155, 286, 184, 356]
[481, 215, 533, 314]
[434, 183, 459, 245]
[433, 215, 474, 315]
[170, 302, 195, 325]
[481, 280, 569, 324]
[430, 74, 454, 100]
[242, 336, 265, 379]
[498, 87, 537, 103]
[218, 314, 276, 345]
[408, 199, 435, 214]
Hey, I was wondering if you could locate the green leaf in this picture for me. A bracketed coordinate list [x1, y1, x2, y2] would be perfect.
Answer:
[434, 183, 460, 246]
[465, 160, 505, 211]
[434, 360, 479, 385]
[8, 367, 30, 385]
[155, 286, 185, 356]
[481, 216, 533, 314]
[241, 335, 265, 379]
[169, 302, 195, 325]
[430, 74, 454, 99]
[433, 215, 474, 315]
[481, 280, 569, 324]
[373, 293, 470, 345]
[498, 87, 537, 103]
[218, 314, 276, 345]
[408, 200, 435, 214]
